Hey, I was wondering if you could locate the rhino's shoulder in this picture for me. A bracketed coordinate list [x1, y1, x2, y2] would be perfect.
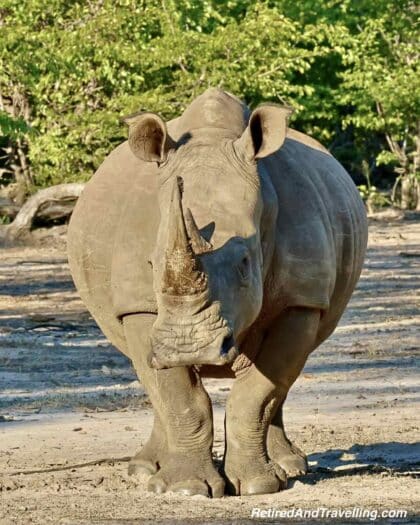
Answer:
[263, 130, 364, 312]
[67, 140, 161, 351]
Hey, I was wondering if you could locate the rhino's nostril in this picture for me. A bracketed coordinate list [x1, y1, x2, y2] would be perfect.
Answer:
[221, 335, 235, 356]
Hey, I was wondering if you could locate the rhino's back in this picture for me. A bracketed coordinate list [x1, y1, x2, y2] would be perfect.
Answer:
[67, 141, 159, 355]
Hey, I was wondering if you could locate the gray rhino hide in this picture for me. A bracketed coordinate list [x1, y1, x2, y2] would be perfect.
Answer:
[67, 89, 366, 356]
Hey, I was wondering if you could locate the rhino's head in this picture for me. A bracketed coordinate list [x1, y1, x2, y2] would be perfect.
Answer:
[125, 92, 291, 369]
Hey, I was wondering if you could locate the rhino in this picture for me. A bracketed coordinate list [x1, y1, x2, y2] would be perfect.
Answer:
[67, 88, 368, 497]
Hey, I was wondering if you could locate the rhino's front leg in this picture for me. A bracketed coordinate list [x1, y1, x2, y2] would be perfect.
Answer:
[267, 401, 308, 477]
[128, 409, 166, 476]
[123, 313, 224, 497]
[224, 307, 320, 495]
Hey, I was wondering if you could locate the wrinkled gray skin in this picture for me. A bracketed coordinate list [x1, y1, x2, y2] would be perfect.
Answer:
[67, 88, 368, 497]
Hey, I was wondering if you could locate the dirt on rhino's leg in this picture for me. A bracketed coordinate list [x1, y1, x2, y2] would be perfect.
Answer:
[123, 313, 225, 498]
[224, 307, 320, 496]
[267, 401, 308, 477]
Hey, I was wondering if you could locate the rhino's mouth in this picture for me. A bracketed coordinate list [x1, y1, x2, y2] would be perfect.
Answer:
[148, 321, 237, 369]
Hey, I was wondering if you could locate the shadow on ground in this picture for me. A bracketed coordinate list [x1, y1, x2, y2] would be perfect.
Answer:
[304, 442, 420, 482]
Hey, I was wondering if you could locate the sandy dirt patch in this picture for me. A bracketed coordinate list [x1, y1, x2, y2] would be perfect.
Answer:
[0, 216, 419, 524]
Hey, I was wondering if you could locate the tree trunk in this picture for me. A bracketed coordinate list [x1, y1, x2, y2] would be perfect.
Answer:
[6, 183, 85, 239]
[400, 176, 412, 209]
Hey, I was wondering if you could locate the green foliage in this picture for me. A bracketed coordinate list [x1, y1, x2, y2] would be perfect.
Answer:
[0, 0, 418, 207]
[0, 214, 11, 225]
[358, 159, 391, 213]
[336, 3, 419, 176]
[0, 111, 31, 137]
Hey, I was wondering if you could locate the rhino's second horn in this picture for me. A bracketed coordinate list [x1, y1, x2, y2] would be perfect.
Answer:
[185, 207, 212, 254]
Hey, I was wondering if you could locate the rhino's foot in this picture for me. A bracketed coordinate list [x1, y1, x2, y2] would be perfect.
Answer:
[128, 439, 164, 477]
[267, 426, 307, 478]
[147, 452, 224, 498]
[223, 454, 287, 496]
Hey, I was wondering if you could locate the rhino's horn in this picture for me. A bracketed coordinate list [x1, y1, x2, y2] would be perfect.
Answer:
[161, 177, 208, 295]
[185, 208, 212, 254]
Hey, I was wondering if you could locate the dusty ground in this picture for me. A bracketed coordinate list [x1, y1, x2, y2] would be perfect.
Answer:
[0, 214, 419, 524]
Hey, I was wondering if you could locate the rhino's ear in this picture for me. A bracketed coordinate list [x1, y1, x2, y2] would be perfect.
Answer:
[123, 112, 176, 164]
[234, 104, 293, 161]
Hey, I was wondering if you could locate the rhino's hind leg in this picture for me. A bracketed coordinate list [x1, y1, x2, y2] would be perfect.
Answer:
[224, 307, 320, 495]
[128, 410, 166, 476]
[267, 402, 308, 477]
[123, 313, 224, 498]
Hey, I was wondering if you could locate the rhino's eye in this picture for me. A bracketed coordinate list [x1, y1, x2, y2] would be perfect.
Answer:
[238, 255, 251, 285]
